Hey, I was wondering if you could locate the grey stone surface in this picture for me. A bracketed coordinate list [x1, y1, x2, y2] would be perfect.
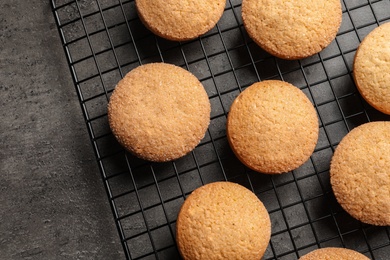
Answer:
[0, 1, 124, 259]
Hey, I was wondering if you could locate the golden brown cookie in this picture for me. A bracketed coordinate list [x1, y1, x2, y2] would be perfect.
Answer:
[330, 121, 390, 226]
[299, 247, 369, 260]
[226, 80, 319, 174]
[176, 181, 271, 260]
[353, 22, 390, 115]
[242, 0, 342, 60]
[135, 0, 226, 41]
[108, 63, 210, 162]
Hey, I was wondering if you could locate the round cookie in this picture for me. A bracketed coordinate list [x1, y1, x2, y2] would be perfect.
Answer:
[135, 0, 226, 41]
[176, 181, 271, 260]
[330, 121, 390, 226]
[108, 63, 210, 162]
[226, 80, 319, 174]
[300, 247, 369, 260]
[353, 22, 390, 115]
[242, 0, 342, 60]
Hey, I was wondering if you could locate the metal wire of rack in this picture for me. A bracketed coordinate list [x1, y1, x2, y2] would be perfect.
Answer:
[51, 0, 390, 259]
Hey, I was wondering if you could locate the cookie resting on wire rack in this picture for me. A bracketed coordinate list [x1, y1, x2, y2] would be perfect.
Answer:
[330, 121, 390, 226]
[226, 80, 319, 174]
[299, 247, 369, 260]
[108, 63, 210, 162]
[135, 0, 226, 41]
[353, 22, 390, 115]
[176, 181, 271, 260]
[242, 0, 342, 59]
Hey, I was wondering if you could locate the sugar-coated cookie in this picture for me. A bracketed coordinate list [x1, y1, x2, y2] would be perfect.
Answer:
[227, 80, 319, 174]
[330, 121, 390, 226]
[300, 247, 369, 260]
[108, 63, 210, 162]
[242, 0, 342, 59]
[176, 181, 271, 260]
[135, 0, 226, 41]
[353, 22, 390, 115]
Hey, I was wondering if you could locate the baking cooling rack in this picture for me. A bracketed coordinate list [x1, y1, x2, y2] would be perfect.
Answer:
[51, 0, 390, 259]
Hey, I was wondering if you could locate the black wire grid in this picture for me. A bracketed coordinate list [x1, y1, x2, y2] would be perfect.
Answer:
[51, 0, 390, 259]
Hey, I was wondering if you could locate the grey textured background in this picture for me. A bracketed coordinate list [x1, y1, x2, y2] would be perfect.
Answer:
[0, 1, 123, 259]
